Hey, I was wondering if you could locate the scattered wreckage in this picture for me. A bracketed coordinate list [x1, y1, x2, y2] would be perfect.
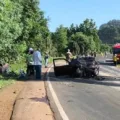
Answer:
[53, 56, 99, 78]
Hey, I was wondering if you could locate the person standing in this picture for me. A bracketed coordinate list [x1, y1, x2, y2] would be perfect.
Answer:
[44, 52, 49, 68]
[113, 54, 118, 66]
[66, 49, 73, 62]
[33, 49, 42, 79]
[93, 51, 96, 58]
[105, 51, 107, 57]
[26, 48, 34, 76]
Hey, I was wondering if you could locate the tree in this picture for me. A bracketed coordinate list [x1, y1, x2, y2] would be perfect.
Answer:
[51, 19, 101, 56]
[0, 0, 51, 62]
[17, 0, 50, 50]
[67, 23, 76, 39]
[79, 19, 97, 36]
[79, 19, 101, 52]
[100, 44, 111, 53]
[0, 0, 24, 62]
[53, 25, 68, 56]
[70, 32, 96, 54]
[99, 19, 120, 44]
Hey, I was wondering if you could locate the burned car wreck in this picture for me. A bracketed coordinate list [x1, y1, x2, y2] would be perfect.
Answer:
[53, 56, 99, 78]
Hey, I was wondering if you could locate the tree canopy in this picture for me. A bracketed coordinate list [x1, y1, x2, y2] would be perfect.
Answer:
[0, 0, 50, 63]
[0, 1, 110, 62]
[51, 19, 101, 56]
[98, 20, 120, 44]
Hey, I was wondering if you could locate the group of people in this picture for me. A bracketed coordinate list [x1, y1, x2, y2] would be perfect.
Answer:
[26, 47, 96, 79]
[90, 52, 96, 58]
[65, 49, 97, 62]
[26, 48, 49, 79]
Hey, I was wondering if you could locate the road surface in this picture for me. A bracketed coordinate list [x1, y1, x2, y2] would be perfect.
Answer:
[46, 55, 120, 120]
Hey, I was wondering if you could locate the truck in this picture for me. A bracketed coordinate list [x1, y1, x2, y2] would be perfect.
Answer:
[113, 43, 120, 64]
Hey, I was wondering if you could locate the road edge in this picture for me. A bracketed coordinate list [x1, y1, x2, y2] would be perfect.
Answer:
[46, 65, 70, 120]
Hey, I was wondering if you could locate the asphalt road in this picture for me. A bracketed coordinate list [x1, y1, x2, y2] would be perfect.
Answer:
[47, 54, 120, 120]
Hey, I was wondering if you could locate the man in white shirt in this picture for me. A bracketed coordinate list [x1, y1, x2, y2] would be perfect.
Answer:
[33, 50, 42, 79]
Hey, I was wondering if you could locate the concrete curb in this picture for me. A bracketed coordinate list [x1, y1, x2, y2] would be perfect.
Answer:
[11, 67, 54, 120]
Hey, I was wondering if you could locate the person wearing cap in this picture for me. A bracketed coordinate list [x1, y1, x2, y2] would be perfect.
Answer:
[33, 49, 42, 80]
[26, 48, 34, 76]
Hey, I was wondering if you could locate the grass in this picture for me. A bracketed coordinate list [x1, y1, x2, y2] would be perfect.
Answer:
[0, 57, 54, 89]
[10, 61, 26, 74]
[48, 57, 54, 63]
[0, 78, 15, 89]
[0, 61, 26, 89]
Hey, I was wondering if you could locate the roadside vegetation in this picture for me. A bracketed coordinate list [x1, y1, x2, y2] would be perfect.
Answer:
[0, 62, 25, 88]
[0, 78, 14, 89]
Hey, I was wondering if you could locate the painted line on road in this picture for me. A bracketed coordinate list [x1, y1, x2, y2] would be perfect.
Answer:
[99, 71, 120, 91]
[47, 65, 70, 120]
[99, 71, 114, 77]
[46, 65, 120, 119]
[100, 65, 120, 77]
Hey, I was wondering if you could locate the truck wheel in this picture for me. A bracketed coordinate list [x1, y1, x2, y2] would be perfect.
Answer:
[114, 61, 117, 65]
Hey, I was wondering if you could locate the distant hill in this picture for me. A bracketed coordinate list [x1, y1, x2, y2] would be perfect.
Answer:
[98, 20, 120, 44]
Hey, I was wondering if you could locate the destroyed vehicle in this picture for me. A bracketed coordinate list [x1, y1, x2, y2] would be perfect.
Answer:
[53, 57, 99, 78]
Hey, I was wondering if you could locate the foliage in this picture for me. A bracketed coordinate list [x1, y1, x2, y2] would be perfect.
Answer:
[51, 25, 68, 56]
[100, 44, 111, 52]
[0, 0, 108, 64]
[0, 0, 50, 63]
[51, 19, 101, 56]
[98, 19, 120, 44]
[0, 78, 14, 89]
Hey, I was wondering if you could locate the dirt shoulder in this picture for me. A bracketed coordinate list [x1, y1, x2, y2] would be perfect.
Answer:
[0, 67, 54, 120]
[0, 81, 24, 120]
[11, 81, 54, 120]
[11, 67, 54, 120]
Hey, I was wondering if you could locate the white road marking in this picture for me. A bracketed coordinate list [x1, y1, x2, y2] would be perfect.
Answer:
[47, 65, 70, 120]
[111, 66, 120, 72]
[99, 71, 113, 77]
[46, 64, 120, 120]
[99, 71, 120, 91]
[100, 66, 120, 77]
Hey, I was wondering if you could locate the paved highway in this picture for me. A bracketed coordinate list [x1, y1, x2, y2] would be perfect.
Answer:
[46, 55, 120, 120]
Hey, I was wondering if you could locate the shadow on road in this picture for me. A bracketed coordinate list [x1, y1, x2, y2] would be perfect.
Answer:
[1, 64, 120, 88]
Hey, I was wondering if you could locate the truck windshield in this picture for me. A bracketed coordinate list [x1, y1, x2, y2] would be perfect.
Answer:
[113, 48, 120, 54]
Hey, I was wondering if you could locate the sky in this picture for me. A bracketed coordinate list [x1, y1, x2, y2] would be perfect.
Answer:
[40, 0, 120, 32]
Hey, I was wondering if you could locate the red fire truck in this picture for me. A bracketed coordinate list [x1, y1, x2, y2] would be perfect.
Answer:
[113, 43, 120, 64]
